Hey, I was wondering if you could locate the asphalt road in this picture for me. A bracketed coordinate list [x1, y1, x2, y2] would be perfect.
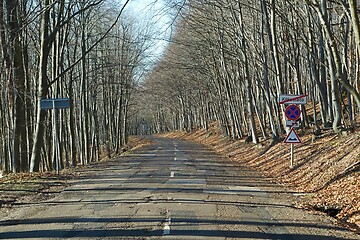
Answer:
[0, 137, 358, 240]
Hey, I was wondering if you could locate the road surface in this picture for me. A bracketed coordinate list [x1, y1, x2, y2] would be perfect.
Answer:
[0, 137, 358, 239]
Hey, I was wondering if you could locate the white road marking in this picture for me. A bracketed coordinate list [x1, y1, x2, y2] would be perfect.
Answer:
[163, 211, 171, 235]
[163, 221, 171, 235]
[293, 193, 307, 196]
[203, 186, 267, 196]
[170, 171, 175, 178]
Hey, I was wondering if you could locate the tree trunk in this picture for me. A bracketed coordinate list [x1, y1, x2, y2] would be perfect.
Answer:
[348, 0, 360, 56]
[30, 0, 51, 172]
[5, 0, 27, 172]
[260, 0, 278, 138]
[80, 1, 89, 164]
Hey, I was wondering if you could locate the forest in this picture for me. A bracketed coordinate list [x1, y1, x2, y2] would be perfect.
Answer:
[138, 0, 360, 142]
[1, 0, 360, 174]
[0, 0, 159, 174]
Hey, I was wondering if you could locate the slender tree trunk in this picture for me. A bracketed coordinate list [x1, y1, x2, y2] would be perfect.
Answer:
[260, 0, 278, 138]
[30, 0, 51, 172]
[80, 1, 89, 164]
[5, 0, 27, 172]
[348, 0, 360, 56]
[320, 0, 342, 132]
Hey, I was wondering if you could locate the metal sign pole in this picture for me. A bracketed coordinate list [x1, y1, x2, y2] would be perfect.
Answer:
[290, 143, 294, 169]
[53, 101, 60, 174]
[279, 94, 306, 170]
[41, 98, 70, 174]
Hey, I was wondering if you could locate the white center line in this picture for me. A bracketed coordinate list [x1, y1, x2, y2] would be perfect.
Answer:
[163, 217, 171, 235]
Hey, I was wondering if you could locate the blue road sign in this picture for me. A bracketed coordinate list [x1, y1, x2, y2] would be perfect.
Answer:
[285, 105, 301, 120]
[40, 98, 70, 110]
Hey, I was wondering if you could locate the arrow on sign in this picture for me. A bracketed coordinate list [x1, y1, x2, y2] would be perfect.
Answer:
[284, 128, 301, 144]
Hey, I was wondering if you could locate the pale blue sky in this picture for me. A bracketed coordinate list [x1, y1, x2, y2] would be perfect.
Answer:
[124, 0, 173, 42]
[115, 0, 177, 79]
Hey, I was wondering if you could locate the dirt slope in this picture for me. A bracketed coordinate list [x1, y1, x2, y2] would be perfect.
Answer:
[161, 126, 360, 231]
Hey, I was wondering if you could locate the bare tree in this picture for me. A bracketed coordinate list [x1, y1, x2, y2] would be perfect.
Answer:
[137, 0, 360, 140]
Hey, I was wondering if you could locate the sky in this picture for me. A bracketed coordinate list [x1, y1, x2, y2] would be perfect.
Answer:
[123, 0, 175, 58]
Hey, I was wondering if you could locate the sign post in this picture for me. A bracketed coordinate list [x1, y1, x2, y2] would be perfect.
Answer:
[40, 98, 70, 174]
[279, 94, 306, 168]
[284, 128, 302, 168]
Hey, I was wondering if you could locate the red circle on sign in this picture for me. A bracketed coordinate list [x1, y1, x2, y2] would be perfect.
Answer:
[285, 105, 301, 120]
